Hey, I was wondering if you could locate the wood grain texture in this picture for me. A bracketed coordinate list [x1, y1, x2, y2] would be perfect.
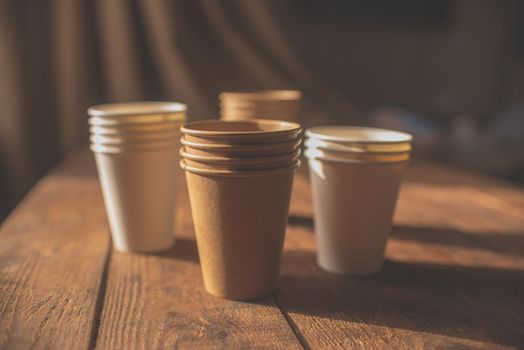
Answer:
[277, 163, 524, 349]
[0, 152, 111, 349]
[3, 152, 524, 349]
[95, 167, 303, 349]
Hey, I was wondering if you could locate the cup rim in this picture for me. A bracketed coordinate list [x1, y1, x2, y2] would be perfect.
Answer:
[305, 126, 413, 144]
[220, 102, 300, 110]
[304, 148, 410, 164]
[180, 159, 300, 177]
[305, 138, 411, 154]
[89, 124, 181, 135]
[90, 134, 178, 145]
[181, 119, 301, 139]
[180, 136, 302, 151]
[306, 145, 411, 157]
[90, 141, 178, 154]
[180, 148, 301, 164]
[89, 114, 185, 126]
[305, 144, 411, 156]
[219, 90, 302, 101]
[88, 101, 187, 117]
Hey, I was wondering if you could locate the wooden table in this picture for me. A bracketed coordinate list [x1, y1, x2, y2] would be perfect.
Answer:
[1, 151, 523, 349]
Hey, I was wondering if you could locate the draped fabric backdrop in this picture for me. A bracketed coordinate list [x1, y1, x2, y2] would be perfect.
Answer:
[0, 0, 520, 218]
[0, 0, 357, 218]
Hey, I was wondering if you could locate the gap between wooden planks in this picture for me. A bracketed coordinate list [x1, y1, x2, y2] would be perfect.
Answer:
[93, 156, 304, 349]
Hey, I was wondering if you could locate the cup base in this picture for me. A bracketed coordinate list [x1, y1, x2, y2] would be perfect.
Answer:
[113, 236, 176, 254]
[317, 258, 384, 276]
[203, 285, 277, 301]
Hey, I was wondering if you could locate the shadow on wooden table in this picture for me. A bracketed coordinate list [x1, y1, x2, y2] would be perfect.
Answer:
[288, 214, 524, 257]
[153, 237, 200, 264]
[277, 249, 524, 348]
[392, 225, 524, 257]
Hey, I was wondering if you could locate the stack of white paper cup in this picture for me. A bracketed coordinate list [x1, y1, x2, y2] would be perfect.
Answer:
[304, 126, 413, 275]
[88, 102, 187, 253]
[219, 90, 302, 122]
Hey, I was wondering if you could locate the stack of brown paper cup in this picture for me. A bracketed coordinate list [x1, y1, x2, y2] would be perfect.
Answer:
[304, 126, 413, 275]
[88, 102, 187, 253]
[219, 90, 302, 122]
[180, 119, 302, 300]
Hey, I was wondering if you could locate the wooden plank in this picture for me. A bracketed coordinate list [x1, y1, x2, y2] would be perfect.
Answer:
[277, 166, 524, 349]
[0, 152, 111, 349]
[95, 167, 303, 349]
[405, 161, 524, 210]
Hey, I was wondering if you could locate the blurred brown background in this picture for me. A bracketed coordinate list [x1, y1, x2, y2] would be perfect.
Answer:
[1, 0, 524, 219]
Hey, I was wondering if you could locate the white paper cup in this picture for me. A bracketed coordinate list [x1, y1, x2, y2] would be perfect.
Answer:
[90, 139, 179, 153]
[90, 130, 180, 145]
[89, 114, 184, 127]
[304, 147, 410, 163]
[305, 126, 412, 145]
[304, 138, 412, 153]
[90, 123, 182, 135]
[93, 145, 178, 253]
[306, 154, 407, 275]
[88, 101, 186, 126]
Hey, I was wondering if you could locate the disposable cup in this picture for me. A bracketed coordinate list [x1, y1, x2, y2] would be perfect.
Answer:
[220, 103, 300, 113]
[220, 102, 300, 113]
[181, 119, 301, 145]
[219, 90, 302, 102]
[90, 140, 178, 153]
[181, 137, 301, 157]
[90, 131, 179, 145]
[304, 138, 412, 153]
[305, 126, 412, 144]
[93, 146, 178, 253]
[182, 159, 299, 300]
[220, 111, 300, 122]
[306, 156, 408, 274]
[220, 109, 299, 117]
[304, 147, 410, 163]
[90, 123, 182, 135]
[88, 101, 186, 126]
[220, 100, 301, 122]
[180, 148, 301, 171]
[89, 114, 184, 127]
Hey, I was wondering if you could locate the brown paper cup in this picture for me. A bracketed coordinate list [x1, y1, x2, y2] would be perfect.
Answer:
[181, 137, 301, 157]
[307, 157, 407, 274]
[182, 160, 299, 300]
[220, 111, 300, 122]
[220, 103, 300, 113]
[181, 119, 301, 145]
[181, 148, 301, 171]
[219, 90, 302, 102]
[93, 146, 178, 253]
